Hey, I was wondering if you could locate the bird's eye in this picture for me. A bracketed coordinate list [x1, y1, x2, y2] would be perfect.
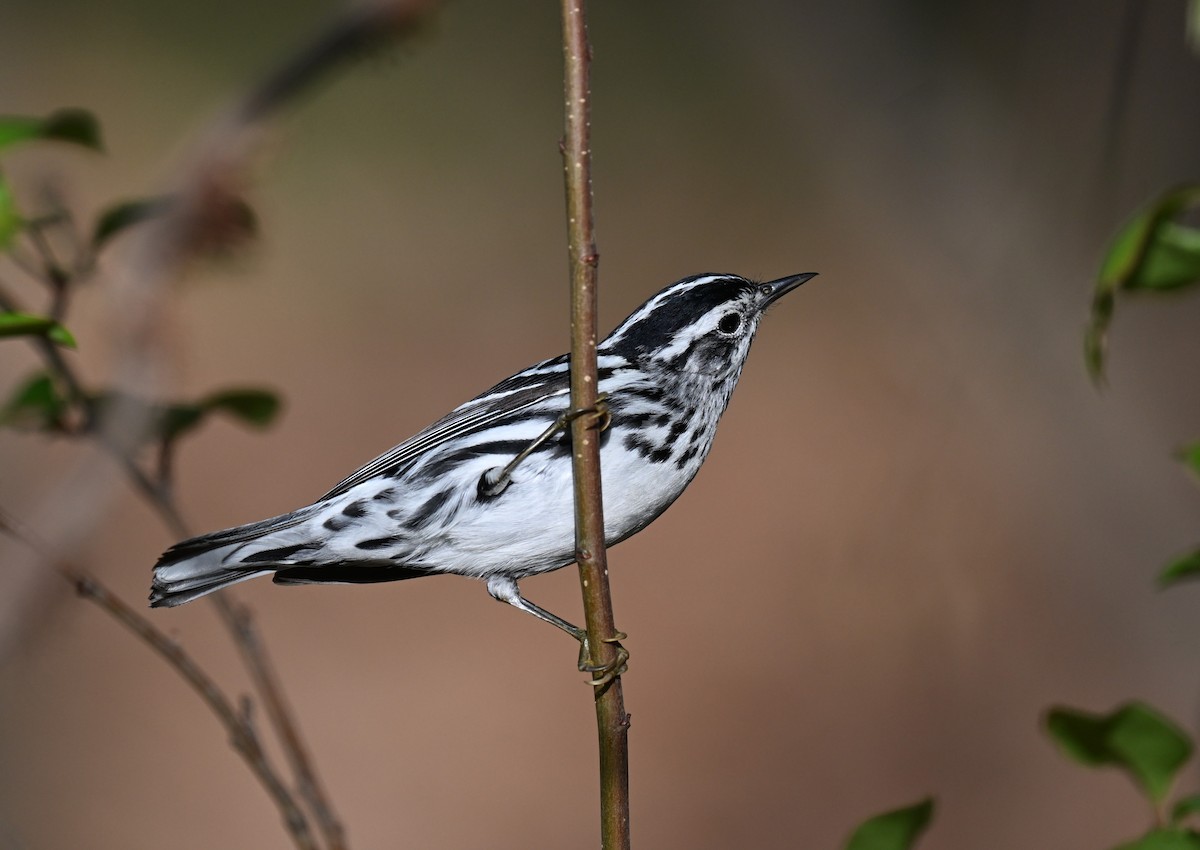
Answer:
[717, 313, 742, 335]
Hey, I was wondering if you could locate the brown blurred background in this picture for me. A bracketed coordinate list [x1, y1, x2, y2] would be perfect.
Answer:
[3, 0, 1200, 847]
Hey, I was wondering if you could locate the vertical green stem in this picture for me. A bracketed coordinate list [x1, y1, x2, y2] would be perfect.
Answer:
[559, 1, 631, 848]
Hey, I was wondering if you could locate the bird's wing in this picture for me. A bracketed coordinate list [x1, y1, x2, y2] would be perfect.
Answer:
[319, 356, 571, 500]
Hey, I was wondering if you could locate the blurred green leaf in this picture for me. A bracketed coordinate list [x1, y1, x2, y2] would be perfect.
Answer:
[0, 109, 102, 153]
[91, 197, 169, 249]
[1160, 549, 1200, 589]
[1114, 828, 1200, 850]
[0, 312, 76, 347]
[1172, 795, 1200, 826]
[1179, 442, 1200, 478]
[39, 109, 103, 151]
[203, 389, 280, 427]
[158, 388, 281, 444]
[1087, 185, 1200, 381]
[89, 386, 282, 448]
[45, 323, 76, 348]
[1046, 702, 1193, 801]
[1098, 186, 1200, 288]
[0, 177, 22, 249]
[0, 117, 40, 151]
[1108, 705, 1193, 801]
[1046, 707, 1111, 765]
[1122, 222, 1200, 291]
[0, 372, 68, 431]
[844, 798, 934, 850]
[158, 403, 205, 443]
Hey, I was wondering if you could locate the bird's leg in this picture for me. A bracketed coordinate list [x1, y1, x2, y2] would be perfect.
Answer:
[486, 575, 628, 686]
[478, 392, 610, 498]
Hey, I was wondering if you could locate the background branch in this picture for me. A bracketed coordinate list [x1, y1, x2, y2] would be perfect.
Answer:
[0, 512, 318, 850]
[559, 2, 631, 848]
[2, 2, 440, 847]
[70, 572, 321, 850]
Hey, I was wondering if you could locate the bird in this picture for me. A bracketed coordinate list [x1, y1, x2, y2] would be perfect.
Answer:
[151, 272, 814, 678]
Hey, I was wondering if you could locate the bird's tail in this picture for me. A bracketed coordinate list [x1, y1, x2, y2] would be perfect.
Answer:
[150, 506, 321, 607]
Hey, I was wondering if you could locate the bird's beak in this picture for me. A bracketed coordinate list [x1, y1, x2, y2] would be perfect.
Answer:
[761, 272, 817, 305]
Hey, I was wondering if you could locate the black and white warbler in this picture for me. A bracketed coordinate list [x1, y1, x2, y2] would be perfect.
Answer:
[151, 272, 813, 668]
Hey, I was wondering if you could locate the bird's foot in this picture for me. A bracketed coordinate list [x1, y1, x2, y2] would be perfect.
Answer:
[575, 630, 629, 687]
[567, 392, 611, 432]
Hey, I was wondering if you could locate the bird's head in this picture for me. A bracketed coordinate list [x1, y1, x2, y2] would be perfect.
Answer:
[601, 273, 815, 381]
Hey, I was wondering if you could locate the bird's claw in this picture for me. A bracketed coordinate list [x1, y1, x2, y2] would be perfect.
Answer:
[566, 392, 611, 432]
[575, 630, 629, 687]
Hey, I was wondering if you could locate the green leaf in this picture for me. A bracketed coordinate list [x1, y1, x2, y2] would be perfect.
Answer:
[45, 323, 76, 347]
[1179, 442, 1200, 478]
[0, 117, 41, 151]
[1108, 705, 1193, 801]
[1087, 184, 1200, 381]
[202, 389, 280, 427]
[1160, 549, 1200, 588]
[1172, 794, 1200, 826]
[158, 402, 205, 443]
[0, 312, 75, 347]
[1114, 828, 1200, 850]
[38, 109, 102, 151]
[1099, 184, 1200, 289]
[844, 798, 934, 850]
[0, 109, 103, 152]
[91, 197, 169, 250]
[89, 386, 282, 448]
[1045, 702, 1193, 801]
[0, 177, 22, 249]
[1046, 707, 1111, 765]
[0, 372, 68, 431]
[1124, 222, 1200, 291]
[157, 388, 281, 444]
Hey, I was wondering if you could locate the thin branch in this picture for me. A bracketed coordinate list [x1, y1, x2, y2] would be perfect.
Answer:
[107, 441, 346, 848]
[236, 0, 436, 126]
[559, 2, 631, 849]
[71, 574, 321, 850]
[211, 594, 347, 850]
[0, 518, 319, 850]
[3, 4, 442, 848]
[25, 216, 70, 291]
[87, 6, 438, 845]
[77, 430, 349, 849]
[3, 296, 324, 849]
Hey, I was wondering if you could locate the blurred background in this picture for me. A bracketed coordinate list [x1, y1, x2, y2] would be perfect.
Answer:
[2, 0, 1200, 847]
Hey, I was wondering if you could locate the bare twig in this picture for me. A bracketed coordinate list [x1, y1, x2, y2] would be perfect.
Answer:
[559, 2, 631, 848]
[211, 594, 347, 850]
[236, 0, 436, 126]
[71, 573, 322, 850]
[0, 519, 319, 850]
[94, 6, 439, 846]
[4, 277, 327, 850]
[3, 3, 442, 848]
[82, 435, 349, 849]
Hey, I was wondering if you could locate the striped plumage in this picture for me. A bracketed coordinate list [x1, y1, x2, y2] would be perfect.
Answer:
[151, 272, 813, 644]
